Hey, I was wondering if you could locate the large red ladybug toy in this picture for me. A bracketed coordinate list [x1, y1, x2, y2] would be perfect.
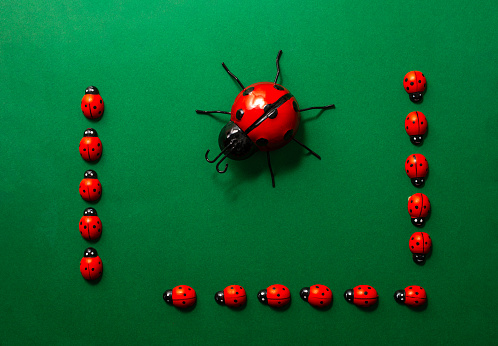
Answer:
[257, 284, 291, 308]
[403, 71, 426, 103]
[409, 232, 432, 264]
[79, 128, 103, 162]
[405, 111, 428, 145]
[81, 86, 104, 119]
[79, 170, 102, 202]
[214, 285, 247, 308]
[196, 50, 335, 187]
[80, 247, 103, 280]
[405, 154, 429, 187]
[394, 285, 427, 307]
[300, 284, 333, 308]
[79, 207, 102, 241]
[408, 193, 431, 227]
[344, 285, 378, 307]
[163, 285, 197, 309]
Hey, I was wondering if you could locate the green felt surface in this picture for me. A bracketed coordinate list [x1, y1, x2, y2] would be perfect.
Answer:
[1, 0, 497, 345]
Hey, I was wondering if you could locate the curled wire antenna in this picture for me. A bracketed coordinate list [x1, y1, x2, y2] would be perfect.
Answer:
[205, 144, 234, 173]
[274, 50, 283, 85]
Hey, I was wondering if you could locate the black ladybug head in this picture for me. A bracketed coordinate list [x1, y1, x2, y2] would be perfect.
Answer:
[84, 207, 97, 216]
[411, 177, 425, 187]
[257, 289, 268, 305]
[409, 92, 424, 103]
[344, 289, 354, 304]
[163, 289, 173, 305]
[411, 217, 425, 227]
[214, 291, 225, 305]
[84, 128, 98, 137]
[84, 247, 98, 257]
[394, 290, 406, 303]
[410, 135, 424, 145]
[300, 287, 310, 302]
[413, 253, 427, 264]
[85, 86, 100, 95]
[217, 121, 258, 161]
[84, 170, 98, 179]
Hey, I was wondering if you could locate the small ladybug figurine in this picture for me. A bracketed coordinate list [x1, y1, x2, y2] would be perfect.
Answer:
[80, 247, 103, 280]
[163, 285, 197, 309]
[408, 193, 431, 227]
[409, 232, 432, 264]
[79, 170, 102, 202]
[79, 128, 103, 162]
[257, 284, 291, 308]
[405, 111, 428, 145]
[214, 285, 247, 308]
[403, 71, 426, 103]
[300, 284, 333, 308]
[79, 207, 102, 241]
[405, 154, 429, 187]
[394, 286, 427, 307]
[81, 86, 104, 119]
[344, 285, 378, 307]
[196, 50, 335, 187]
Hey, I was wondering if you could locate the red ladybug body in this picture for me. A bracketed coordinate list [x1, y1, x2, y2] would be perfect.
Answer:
[215, 285, 247, 308]
[197, 50, 334, 187]
[80, 247, 103, 280]
[344, 285, 378, 307]
[408, 193, 431, 227]
[403, 71, 426, 103]
[395, 286, 427, 306]
[405, 111, 428, 145]
[405, 154, 429, 187]
[163, 285, 197, 308]
[79, 207, 102, 241]
[79, 128, 103, 162]
[409, 232, 432, 264]
[81, 86, 104, 119]
[79, 170, 102, 202]
[258, 284, 291, 308]
[300, 284, 333, 308]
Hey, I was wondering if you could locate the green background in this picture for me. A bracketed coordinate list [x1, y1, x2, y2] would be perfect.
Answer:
[1, 0, 497, 344]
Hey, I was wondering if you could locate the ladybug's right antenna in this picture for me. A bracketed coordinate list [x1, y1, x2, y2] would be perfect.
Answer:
[222, 63, 245, 90]
[274, 50, 283, 85]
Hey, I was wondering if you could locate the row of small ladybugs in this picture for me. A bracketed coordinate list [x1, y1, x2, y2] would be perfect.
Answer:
[403, 72, 432, 264]
[163, 284, 427, 309]
[78, 86, 105, 281]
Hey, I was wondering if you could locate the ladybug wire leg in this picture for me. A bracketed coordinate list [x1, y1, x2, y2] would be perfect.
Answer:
[196, 110, 231, 115]
[205, 144, 233, 163]
[274, 50, 283, 85]
[222, 62, 245, 89]
[267, 152, 276, 188]
[215, 154, 230, 173]
[292, 138, 321, 160]
[299, 104, 335, 112]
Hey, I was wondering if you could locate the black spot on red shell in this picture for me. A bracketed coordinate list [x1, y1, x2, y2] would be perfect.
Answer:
[293, 101, 298, 112]
[236, 109, 244, 120]
[410, 82, 414, 86]
[274, 85, 284, 91]
[243, 87, 254, 96]
[284, 130, 293, 141]
[256, 138, 268, 146]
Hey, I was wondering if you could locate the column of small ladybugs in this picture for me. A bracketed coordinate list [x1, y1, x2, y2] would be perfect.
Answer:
[78, 86, 105, 282]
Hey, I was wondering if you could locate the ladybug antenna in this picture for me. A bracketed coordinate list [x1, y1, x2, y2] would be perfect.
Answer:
[299, 104, 335, 112]
[274, 50, 283, 85]
[292, 138, 321, 160]
[205, 144, 235, 173]
[215, 155, 230, 173]
[222, 62, 245, 89]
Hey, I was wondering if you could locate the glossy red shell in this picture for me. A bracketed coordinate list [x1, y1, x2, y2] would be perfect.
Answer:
[171, 285, 196, 308]
[81, 94, 104, 119]
[403, 71, 426, 94]
[307, 284, 333, 308]
[404, 285, 427, 306]
[353, 285, 378, 307]
[230, 82, 300, 151]
[79, 215, 102, 240]
[408, 193, 431, 218]
[266, 284, 291, 307]
[405, 111, 428, 136]
[405, 154, 429, 179]
[79, 178, 102, 202]
[80, 256, 103, 280]
[409, 232, 432, 255]
[79, 136, 103, 162]
[223, 285, 247, 308]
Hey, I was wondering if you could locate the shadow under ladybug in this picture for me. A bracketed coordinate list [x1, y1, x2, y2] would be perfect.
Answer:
[196, 50, 335, 188]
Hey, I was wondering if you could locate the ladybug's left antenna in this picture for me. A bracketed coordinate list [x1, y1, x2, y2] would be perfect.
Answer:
[274, 50, 283, 85]
[222, 63, 245, 90]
